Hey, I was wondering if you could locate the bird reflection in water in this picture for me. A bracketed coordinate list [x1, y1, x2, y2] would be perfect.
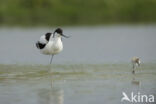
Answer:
[37, 88, 64, 104]
[131, 74, 141, 90]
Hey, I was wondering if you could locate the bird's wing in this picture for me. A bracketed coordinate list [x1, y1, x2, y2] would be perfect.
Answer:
[45, 33, 52, 41]
[36, 42, 46, 49]
[38, 32, 52, 45]
[39, 35, 48, 44]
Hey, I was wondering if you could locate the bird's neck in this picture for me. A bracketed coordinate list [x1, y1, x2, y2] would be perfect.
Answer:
[49, 35, 61, 42]
[55, 36, 61, 41]
[49, 33, 60, 40]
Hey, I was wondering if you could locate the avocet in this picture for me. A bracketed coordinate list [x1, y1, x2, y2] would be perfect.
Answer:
[131, 57, 141, 74]
[36, 28, 70, 64]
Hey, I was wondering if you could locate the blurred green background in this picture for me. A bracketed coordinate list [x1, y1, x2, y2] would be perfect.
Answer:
[0, 0, 156, 26]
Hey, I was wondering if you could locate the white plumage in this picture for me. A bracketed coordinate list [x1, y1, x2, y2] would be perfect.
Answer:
[41, 35, 63, 55]
[39, 35, 48, 44]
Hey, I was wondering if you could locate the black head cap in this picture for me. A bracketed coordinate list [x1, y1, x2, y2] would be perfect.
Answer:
[54, 28, 63, 34]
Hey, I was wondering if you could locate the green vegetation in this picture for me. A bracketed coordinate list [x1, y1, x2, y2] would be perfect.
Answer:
[0, 0, 156, 26]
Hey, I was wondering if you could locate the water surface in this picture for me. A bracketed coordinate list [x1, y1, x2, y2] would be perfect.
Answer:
[0, 64, 156, 104]
[0, 25, 156, 64]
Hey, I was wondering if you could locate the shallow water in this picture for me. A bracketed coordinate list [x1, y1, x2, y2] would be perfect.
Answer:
[0, 64, 156, 104]
[0, 25, 156, 104]
[0, 25, 156, 64]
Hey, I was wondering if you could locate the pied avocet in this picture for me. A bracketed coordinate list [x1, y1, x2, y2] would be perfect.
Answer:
[36, 28, 70, 64]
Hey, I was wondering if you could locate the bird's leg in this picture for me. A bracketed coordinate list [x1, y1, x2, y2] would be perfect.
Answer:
[50, 55, 54, 64]
[132, 64, 135, 74]
[49, 55, 54, 88]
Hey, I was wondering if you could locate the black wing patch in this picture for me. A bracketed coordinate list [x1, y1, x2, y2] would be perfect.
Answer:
[45, 33, 52, 41]
[36, 41, 46, 49]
